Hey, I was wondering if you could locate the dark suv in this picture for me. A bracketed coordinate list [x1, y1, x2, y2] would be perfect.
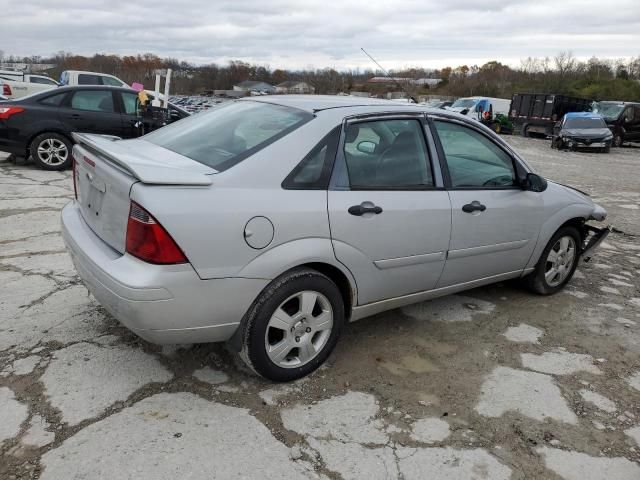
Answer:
[592, 101, 640, 147]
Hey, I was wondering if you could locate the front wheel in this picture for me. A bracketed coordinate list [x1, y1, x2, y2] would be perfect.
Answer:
[239, 268, 344, 381]
[523, 226, 581, 295]
[613, 134, 623, 148]
[30, 132, 73, 170]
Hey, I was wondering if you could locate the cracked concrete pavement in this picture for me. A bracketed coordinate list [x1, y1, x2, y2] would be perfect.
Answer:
[1, 138, 640, 479]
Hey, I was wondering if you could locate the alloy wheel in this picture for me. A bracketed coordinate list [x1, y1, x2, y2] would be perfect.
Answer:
[544, 235, 577, 287]
[37, 138, 68, 166]
[264, 290, 333, 368]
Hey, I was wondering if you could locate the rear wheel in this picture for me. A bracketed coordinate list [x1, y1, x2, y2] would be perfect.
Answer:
[30, 132, 73, 170]
[239, 268, 344, 381]
[523, 226, 581, 295]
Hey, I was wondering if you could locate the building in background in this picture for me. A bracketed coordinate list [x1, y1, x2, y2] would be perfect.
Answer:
[276, 81, 315, 94]
[233, 80, 275, 94]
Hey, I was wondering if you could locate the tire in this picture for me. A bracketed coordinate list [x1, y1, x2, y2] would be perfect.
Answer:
[239, 268, 345, 381]
[613, 134, 623, 148]
[30, 132, 73, 171]
[603, 146, 611, 153]
[523, 226, 581, 295]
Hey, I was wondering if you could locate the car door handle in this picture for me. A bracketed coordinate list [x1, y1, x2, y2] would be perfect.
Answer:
[70, 114, 82, 119]
[348, 203, 383, 216]
[462, 201, 486, 213]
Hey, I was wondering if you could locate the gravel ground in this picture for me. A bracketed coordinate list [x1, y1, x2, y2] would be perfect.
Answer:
[0, 137, 639, 480]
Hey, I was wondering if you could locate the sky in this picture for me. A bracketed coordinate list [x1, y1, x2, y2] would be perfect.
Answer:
[2, 0, 639, 70]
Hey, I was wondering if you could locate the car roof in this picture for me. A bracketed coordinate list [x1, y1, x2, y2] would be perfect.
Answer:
[41, 85, 135, 94]
[239, 94, 423, 112]
[61, 70, 119, 76]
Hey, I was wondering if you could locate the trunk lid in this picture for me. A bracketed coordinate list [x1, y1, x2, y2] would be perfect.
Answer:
[73, 133, 214, 253]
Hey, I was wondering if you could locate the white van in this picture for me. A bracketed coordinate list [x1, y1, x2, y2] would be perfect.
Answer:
[446, 96, 511, 120]
[59, 70, 128, 87]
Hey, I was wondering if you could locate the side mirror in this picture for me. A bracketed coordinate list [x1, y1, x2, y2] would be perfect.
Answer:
[357, 140, 377, 154]
[460, 108, 469, 115]
[522, 172, 547, 192]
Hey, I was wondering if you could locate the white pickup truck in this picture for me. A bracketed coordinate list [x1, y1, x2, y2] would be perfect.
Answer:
[0, 71, 59, 99]
[59, 70, 128, 87]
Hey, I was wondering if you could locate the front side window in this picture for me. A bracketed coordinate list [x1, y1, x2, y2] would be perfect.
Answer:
[434, 120, 516, 188]
[624, 107, 635, 122]
[70, 90, 115, 112]
[343, 119, 433, 189]
[144, 101, 312, 172]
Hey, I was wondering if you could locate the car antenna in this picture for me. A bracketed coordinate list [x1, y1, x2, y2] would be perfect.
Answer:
[360, 48, 418, 104]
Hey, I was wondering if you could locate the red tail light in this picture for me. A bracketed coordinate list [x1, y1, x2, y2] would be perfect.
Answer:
[2, 84, 11, 96]
[0, 106, 24, 120]
[126, 202, 187, 264]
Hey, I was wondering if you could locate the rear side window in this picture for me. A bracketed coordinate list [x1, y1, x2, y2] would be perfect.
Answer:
[343, 119, 433, 189]
[77, 74, 102, 85]
[39, 92, 67, 106]
[144, 101, 313, 172]
[70, 90, 115, 112]
[282, 126, 340, 189]
[30, 77, 57, 85]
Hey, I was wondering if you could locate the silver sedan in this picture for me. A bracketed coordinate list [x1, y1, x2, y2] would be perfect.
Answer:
[61, 96, 609, 381]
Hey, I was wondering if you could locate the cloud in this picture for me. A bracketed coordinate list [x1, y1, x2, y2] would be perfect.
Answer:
[2, 0, 639, 69]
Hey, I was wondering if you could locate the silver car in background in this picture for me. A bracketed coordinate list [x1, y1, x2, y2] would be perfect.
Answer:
[61, 96, 609, 381]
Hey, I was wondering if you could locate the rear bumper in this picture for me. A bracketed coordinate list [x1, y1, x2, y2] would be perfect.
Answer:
[0, 137, 26, 156]
[61, 201, 269, 344]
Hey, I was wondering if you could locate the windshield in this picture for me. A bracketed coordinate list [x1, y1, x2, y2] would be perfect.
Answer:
[144, 101, 312, 171]
[451, 98, 477, 109]
[564, 116, 607, 129]
[592, 102, 625, 120]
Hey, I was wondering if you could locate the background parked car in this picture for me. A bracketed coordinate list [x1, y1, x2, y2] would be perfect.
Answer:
[592, 101, 640, 147]
[0, 85, 189, 170]
[0, 70, 59, 99]
[552, 112, 613, 152]
[59, 70, 128, 87]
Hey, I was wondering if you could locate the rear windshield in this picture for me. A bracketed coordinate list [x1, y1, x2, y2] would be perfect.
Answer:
[564, 116, 606, 129]
[144, 101, 313, 171]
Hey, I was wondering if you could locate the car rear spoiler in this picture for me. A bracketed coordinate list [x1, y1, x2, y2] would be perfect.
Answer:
[72, 132, 214, 186]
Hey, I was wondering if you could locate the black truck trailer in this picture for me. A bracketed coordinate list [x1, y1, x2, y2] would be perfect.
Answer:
[509, 93, 593, 137]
